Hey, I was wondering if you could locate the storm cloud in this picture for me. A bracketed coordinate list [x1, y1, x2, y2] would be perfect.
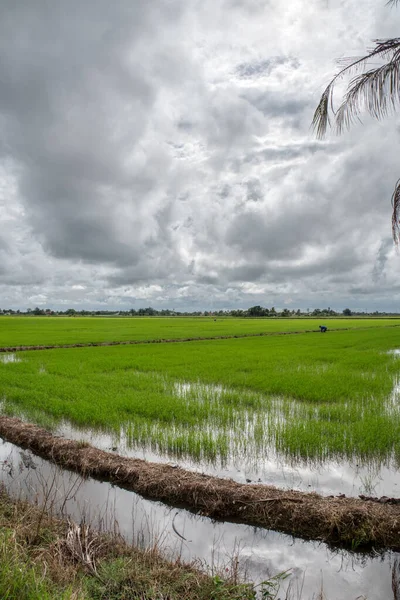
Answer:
[0, 0, 399, 311]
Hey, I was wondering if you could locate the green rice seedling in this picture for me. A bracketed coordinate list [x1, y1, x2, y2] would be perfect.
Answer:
[0, 315, 399, 347]
[1, 326, 400, 469]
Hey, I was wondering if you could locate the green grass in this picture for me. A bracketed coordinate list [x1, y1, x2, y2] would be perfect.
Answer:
[0, 529, 75, 600]
[0, 316, 399, 347]
[1, 326, 400, 465]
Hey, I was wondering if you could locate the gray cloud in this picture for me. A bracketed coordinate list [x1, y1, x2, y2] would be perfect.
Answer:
[372, 238, 393, 284]
[0, 0, 399, 310]
[236, 56, 300, 79]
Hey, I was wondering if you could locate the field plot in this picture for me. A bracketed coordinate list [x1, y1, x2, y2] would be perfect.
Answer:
[1, 326, 400, 497]
[0, 315, 399, 347]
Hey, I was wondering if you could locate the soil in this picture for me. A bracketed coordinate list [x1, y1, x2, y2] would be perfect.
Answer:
[1, 415, 400, 551]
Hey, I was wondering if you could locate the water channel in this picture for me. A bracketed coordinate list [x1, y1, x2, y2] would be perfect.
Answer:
[0, 438, 398, 600]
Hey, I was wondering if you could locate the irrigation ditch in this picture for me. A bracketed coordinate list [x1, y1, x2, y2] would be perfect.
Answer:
[0, 415, 400, 553]
[1, 322, 400, 353]
[1, 439, 398, 600]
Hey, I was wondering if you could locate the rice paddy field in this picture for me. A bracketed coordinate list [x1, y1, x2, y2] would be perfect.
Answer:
[2, 317, 400, 497]
[0, 315, 398, 346]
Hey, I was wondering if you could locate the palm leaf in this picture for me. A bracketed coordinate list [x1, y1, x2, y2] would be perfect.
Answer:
[312, 38, 400, 138]
[392, 179, 400, 245]
[335, 54, 400, 133]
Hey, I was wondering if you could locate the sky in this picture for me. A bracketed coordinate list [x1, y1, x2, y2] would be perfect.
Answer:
[0, 0, 399, 312]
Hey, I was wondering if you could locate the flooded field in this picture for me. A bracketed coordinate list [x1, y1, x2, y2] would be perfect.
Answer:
[2, 365, 400, 498]
[0, 437, 398, 600]
[1, 328, 400, 467]
[51, 367, 400, 498]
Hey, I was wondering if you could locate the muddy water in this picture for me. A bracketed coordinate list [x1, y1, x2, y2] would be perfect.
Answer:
[0, 438, 398, 600]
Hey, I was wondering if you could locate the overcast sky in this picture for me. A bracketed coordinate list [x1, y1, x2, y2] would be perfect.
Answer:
[0, 0, 399, 311]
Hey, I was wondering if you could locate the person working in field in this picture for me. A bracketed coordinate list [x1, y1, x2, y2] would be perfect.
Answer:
[319, 325, 327, 333]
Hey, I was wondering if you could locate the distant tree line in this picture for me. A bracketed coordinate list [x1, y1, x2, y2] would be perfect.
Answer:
[0, 306, 397, 317]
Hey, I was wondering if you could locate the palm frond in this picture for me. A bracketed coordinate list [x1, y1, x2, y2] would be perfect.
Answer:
[311, 84, 333, 139]
[334, 54, 400, 133]
[312, 38, 400, 138]
[336, 39, 400, 72]
[392, 179, 400, 245]
[387, 0, 400, 6]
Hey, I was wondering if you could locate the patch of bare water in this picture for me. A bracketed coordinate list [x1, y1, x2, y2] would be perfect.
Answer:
[0, 437, 397, 600]
[174, 380, 226, 399]
[0, 353, 21, 364]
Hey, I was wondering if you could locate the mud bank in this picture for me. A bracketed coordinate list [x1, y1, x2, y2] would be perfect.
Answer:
[1, 416, 400, 551]
[0, 323, 397, 353]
